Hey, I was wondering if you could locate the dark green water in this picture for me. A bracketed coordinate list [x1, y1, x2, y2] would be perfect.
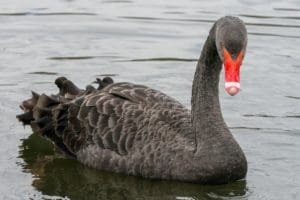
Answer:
[0, 0, 299, 199]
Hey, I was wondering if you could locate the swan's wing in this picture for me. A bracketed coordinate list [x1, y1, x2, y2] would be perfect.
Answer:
[103, 82, 186, 110]
[57, 82, 190, 156]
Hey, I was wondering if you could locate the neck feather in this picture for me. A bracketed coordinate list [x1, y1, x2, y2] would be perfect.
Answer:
[191, 25, 228, 149]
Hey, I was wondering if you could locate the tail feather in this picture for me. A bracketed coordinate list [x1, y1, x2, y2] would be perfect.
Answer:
[20, 91, 40, 112]
[17, 76, 114, 158]
[32, 107, 52, 119]
[16, 111, 33, 125]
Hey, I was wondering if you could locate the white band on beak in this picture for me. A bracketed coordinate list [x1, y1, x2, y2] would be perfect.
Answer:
[225, 82, 240, 89]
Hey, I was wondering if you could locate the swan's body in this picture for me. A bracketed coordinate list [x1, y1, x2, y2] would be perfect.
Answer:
[17, 16, 248, 184]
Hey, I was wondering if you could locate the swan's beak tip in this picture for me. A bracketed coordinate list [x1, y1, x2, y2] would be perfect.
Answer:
[225, 82, 240, 96]
[226, 87, 239, 96]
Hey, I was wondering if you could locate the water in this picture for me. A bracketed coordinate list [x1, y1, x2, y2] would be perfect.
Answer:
[0, 0, 299, 199]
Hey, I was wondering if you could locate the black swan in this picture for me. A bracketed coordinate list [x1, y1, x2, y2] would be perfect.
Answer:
[17, 16, 248, 184]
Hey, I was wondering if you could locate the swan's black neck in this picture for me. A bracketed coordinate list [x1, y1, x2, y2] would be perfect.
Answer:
[191, 24, 227, 150]
[185, 17, 247, 183]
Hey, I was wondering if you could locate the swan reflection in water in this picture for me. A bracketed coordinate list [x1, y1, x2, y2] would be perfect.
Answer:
[19, 133, 248, 200]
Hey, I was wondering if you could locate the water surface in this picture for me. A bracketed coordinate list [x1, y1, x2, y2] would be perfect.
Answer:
[0, 0, 299, 199]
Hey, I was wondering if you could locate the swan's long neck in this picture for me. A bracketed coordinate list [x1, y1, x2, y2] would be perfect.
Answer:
[191, 25, 227, 150]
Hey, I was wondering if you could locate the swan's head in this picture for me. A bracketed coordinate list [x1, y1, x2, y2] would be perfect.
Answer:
[215, 16, 247, 96]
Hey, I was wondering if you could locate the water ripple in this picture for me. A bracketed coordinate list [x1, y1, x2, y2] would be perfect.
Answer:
[102, 0, 132, 3]
[246, 22, 300, 28]
[229, 126, 263, 131]
[0, 12, 97, 16]
[120, 16, 300, 29]
[0, 83, 18, 87]
[285, 115, 300, 118]
[248, 32, 300, 39]
[243, 114, 300, 119]
[122, 57, 198, 62]
[274, 8, 300, 12]
[47, 56, 96, 60]
[95, 74, 118, 77]
[286, 96, 300, 100]
[48, 55, 122, 61]
[240, 14, 300, 20]
[119, 16, 214, 23]
[243, 114, 278, 118]
[28, 71, 59, 75]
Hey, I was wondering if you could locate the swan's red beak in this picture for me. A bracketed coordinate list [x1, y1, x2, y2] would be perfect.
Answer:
[223, 48, 243, 96]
